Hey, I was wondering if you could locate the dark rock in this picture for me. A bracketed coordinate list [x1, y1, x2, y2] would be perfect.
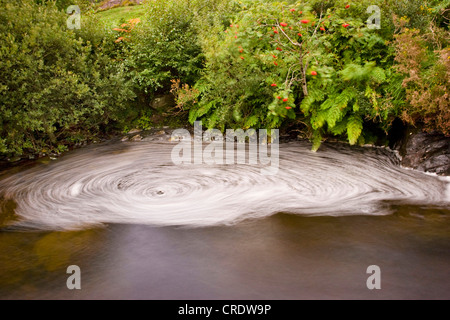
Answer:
[150, 94, 175, 111]
[400, 131, 450, 176]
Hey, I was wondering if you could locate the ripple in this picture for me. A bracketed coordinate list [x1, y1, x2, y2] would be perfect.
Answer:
[0, 140, 448, 230]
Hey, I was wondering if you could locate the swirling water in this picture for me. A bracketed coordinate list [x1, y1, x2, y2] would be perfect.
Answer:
[0, 140, 448, 230]
[0, 138, 449, 299]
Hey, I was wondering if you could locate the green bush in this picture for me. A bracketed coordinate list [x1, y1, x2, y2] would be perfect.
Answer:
[0, 0, 134, 156]
[186, 0, 449, 150]
[124, 0, 205, 106]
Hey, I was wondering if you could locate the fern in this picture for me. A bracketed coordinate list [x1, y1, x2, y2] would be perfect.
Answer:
[300, 86, 325, 115]
[311, 130, 322, 152]
[188, 100, 216, 124]
[311, 110, 327, 130]
[244, 115, 259, 129]
[326, 104, 345, 128]
[341, 62, 385, 84]
[329, 118, 348, 135]
[370, 67, 386, 84]
[188, 109, 198, 124]
[347, 115, 363, 145]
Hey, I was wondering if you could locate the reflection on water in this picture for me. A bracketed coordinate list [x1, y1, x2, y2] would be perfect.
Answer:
[0, 140, 448, 299]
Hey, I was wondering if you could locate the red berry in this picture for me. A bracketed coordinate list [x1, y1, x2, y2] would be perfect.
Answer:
[290, 9, 295, 12]
[342, 23, 350, 28]
[274, 30, 279, 34]
[235, 35, 238, 39]
[299, 11, 302, 14]
[301, 20, 310, 24]
[274, 62, 278, 66]
[283, 98, 288, 102]
[272, 55, 277, 58]
[271, 83, 277, 87]
[277, 96, 282, 99]
[320, 27, 325, 31]
[230, 24, 233, 27]
[280, 22, 288, 27]
[236, 25, 239, 28]
[298, 33, 302, 36]
[240, 56, 244, 60]
[239, 49, 243, 53]
[345, 4, 350, 9]
[276, 47, 282, 51]
[285, 106, 292, 110]
[311, 71, 317, 76]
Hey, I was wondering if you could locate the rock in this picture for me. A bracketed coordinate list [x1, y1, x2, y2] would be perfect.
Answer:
[400, 132, 450, 176]
[121, 136, 129, 142]
[156, 130, 166, 135]
[130, 134, 142, 142]
[150, 94, 175, 111]
[127, 128, 142, 134]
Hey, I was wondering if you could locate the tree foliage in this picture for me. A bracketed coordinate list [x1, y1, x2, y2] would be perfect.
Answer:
[0, 0, 134, 156]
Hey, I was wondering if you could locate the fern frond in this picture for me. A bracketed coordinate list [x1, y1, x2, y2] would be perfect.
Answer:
[347, 115, 363, 145]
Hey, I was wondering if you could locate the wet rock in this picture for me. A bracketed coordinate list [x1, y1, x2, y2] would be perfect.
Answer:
[401, 132, 450, 176]
[127, 128, 142, 134]
[121, 136, 129, 142]
[130, 134, 142, 142]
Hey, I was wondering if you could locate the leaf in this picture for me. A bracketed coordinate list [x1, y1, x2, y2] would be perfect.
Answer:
[329, 119, 348, 135]
[244, 115, 259, 128]
[311, 130, 322, 152]
[326, 104, 345, 128]
[347, 115, 363, 145]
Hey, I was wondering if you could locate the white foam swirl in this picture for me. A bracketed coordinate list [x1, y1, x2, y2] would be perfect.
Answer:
[0, 140, 448, 230]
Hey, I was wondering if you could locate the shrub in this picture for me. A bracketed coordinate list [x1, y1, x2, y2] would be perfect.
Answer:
[393, 16, 450, 135]
[124, 0, 205, 106]
[0, 0, 134, 156]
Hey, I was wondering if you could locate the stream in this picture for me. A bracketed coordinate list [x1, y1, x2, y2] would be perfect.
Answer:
[0, 137, 448, 299]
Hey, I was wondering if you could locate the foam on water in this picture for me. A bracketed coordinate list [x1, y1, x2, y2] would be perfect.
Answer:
[0, 140, 448, 230]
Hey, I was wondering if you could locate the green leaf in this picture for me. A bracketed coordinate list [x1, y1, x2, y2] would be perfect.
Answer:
[347, 115, 363, 145]
[311, 130, 322, 152]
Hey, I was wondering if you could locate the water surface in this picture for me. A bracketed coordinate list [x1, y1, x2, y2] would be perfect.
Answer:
[0, 139, 448, 299]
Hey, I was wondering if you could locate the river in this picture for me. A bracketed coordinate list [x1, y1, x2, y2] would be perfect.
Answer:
[0, 137, 449, 299]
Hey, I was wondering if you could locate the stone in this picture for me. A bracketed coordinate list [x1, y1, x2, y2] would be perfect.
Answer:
[401, 132, 450, 176]
[130, 134, 142, 142]
[150, 94, 175, 111]
[127, 128, 142, 134]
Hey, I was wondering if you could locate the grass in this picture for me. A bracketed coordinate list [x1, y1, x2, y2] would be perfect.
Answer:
[95, 5, 147, 28]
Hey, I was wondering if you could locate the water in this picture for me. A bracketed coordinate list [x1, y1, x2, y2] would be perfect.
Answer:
[0, 138, 449, 299]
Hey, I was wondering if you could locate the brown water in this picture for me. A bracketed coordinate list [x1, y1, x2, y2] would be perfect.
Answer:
[0, 139, 449, 299]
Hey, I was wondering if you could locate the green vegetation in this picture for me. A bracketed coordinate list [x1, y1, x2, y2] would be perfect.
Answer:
[0, 0, 134, 156]
[95, 4, 147, 28]
[0, 0, 449, 159]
